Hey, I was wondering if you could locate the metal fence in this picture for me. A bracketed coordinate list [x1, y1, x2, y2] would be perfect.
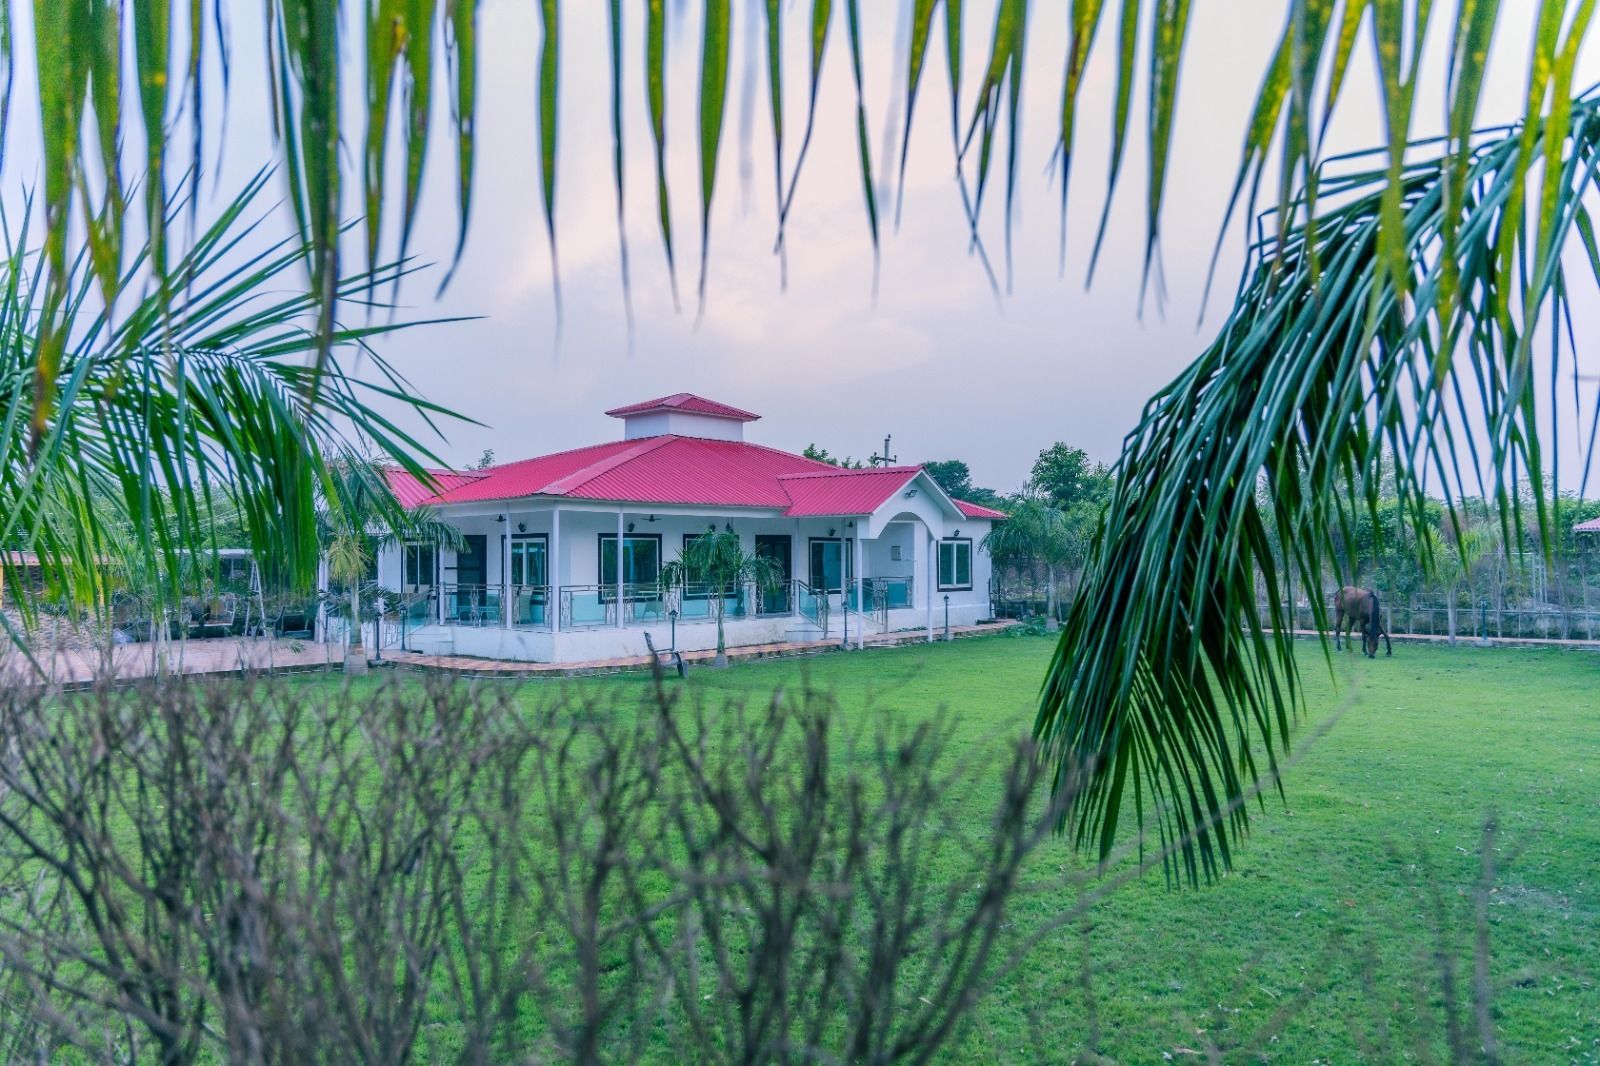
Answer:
[1256, 598, 1600, 642]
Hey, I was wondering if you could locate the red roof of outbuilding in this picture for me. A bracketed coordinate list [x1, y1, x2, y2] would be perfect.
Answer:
[954, 499, 1007, 520]
[1577, 516, 1600, 533]
[603, 392, 761, 422]
[779, 467, 921, 516]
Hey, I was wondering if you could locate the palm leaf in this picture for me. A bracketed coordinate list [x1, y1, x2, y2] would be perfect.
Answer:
[0, 172, 465, 639]
[1038, 95, 1600, 884]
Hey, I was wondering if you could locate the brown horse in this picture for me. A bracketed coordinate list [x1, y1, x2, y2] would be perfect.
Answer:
[1332, 586, 1392, 658]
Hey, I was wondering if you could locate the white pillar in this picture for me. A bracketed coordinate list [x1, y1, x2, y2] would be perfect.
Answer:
[550, 507, 562, 634]
[315, 554, 330, 643]
[854, 535, 865, 649]
[501, 511, 513, 628]
[435, 545, 445, 625]
[926, 527, 935, 643]
[615, 507, 626, 628]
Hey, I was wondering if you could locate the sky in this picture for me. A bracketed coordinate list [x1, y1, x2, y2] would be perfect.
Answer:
[6, 1, 1600, 495]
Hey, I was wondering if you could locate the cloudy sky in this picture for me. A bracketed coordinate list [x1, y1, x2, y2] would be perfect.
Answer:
[7, 1, 1600, 494]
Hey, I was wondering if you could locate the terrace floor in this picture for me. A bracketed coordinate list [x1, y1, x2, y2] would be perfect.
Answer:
[0, 622, 1021, 686]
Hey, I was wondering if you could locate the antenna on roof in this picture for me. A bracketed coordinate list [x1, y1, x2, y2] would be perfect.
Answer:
[869, 434, 897, 468]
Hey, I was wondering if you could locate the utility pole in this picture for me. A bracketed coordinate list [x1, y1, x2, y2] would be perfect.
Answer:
[870, 434, 897, 467]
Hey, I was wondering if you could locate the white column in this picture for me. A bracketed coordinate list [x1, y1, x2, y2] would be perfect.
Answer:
[501, 511, 513, 628]
[550, 507, 562, 634]
[435, 545, 445, 625]
[926, 527, 935, 642]
[315, 554, 330, 643]
[615, 507, 626, 628]
[854, 535, 865, 649]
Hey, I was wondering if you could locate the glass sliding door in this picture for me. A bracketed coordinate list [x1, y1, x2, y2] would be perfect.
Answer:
[508, 534, 548, 625]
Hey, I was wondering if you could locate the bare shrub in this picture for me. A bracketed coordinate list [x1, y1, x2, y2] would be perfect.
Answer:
[0, 672, 1068, 1064]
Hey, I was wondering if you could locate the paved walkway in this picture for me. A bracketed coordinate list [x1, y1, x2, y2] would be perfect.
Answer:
[0, 623, 1021, 686]
[2, 637, 343, 687]
[384, 621, 1022, 678]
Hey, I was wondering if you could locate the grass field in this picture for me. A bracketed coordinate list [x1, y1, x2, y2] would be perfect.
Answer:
[495, 634, 1600, 1062]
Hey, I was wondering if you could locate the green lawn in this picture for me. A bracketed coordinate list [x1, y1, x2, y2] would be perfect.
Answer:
[493, 635, 1600, 1062]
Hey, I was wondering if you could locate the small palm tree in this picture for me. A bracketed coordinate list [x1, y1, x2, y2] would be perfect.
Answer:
[660, 531, 785, 668]
[983, 497, 1073, 623]
[321, 455, 460, 668]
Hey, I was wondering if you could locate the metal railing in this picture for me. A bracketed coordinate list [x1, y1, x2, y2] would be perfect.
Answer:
[863, 576, 914, 627]
[509, 584, 552, 629]
[794, 580, 828, 637]
[439, 583, 502, 627]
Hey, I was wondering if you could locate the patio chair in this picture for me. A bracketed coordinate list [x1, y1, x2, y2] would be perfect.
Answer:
[643, 631, 687, 679]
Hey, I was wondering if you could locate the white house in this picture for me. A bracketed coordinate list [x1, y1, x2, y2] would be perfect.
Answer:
[374, 393, 1004, 663]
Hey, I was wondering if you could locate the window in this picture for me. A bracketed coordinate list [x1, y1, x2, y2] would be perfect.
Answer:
[599, 534, 661, 589]
[937, 539, 972, 591]
[808, 538, 853, 594]
[509, 534, 547, 587]
[403, 543, 436, 588]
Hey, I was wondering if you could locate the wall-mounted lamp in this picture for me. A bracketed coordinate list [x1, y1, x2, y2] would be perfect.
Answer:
[904, 487, 918, 498]
[724, 522, 734, 534]
[627, 522, 635, 533]
[517, 522, 526, 534]
[827, 527, 835, 537]
[708, 523, 717, 533]
[647, 514, 657, 523]
[495, 514, 506, 523]
[846, 520, 854, 528]
[952, 529, 961, 538]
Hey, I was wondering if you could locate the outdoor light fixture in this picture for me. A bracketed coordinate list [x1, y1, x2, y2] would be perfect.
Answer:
[627, 522, 635, 533]
[953, 529, 961, 538]
[517, 522, 526, 533]
[496, 515, 506, 523]
[708, 523, 716, 532]
[724, 522, 734, 534]
[904, 488, 918, 498]
[647, 515, 657, 523]
[827, 528, 835, 537]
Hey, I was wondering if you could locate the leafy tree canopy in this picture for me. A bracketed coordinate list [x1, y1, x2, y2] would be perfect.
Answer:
[1029, 445, 1114, 513]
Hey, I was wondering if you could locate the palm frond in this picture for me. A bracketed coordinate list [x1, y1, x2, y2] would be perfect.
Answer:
[0, 172, 463, 635]
[8, 1, 1577, 358]
[1037, 93, 1600, 885]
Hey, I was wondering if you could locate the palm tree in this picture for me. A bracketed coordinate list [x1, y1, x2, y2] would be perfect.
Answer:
[321, 455, 461, 670]
[660, 530, 785, 668]
[982, 497, 1073, 623]
[0, 172, 458, 654]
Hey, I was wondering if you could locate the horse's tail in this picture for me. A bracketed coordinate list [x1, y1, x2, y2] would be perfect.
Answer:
[1365, 590, 1381, 646]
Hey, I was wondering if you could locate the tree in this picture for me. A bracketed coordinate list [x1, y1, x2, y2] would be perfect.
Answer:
[0, 174, 454, 655]
[921, 460, 1001, 507]
[321, 455, 460, 668]
[802, 444, 864, 469]
[660, 531, 785, 668]
[1029, 445, 1113, 513]
[982, 497, 1073, 623]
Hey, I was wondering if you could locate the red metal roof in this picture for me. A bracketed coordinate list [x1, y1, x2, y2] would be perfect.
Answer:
[955, 499, 1007, 520]
[603, 392, 761, 422]
[1577, 516, 1600, 533]
[385, 468, 484, 508]
[390, 434, 1005, 522]
[779, 467, 921, 516]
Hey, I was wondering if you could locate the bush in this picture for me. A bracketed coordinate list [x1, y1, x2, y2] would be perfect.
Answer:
[0, 673, 1066, 1063]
